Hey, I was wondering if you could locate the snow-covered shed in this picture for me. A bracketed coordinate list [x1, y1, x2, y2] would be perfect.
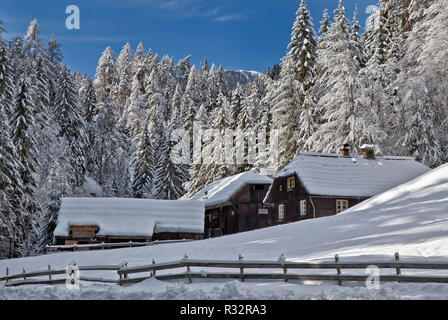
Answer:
[54, 197, 205, 245]
[189, 169, 273, 238]
[263, 151, 430, 224]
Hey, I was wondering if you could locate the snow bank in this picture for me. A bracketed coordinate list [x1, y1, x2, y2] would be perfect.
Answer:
[54, 197, 205, 237]
[189, 169, 272, 208]
[272, 152, 430, 197]
[3, 164, 448, 299]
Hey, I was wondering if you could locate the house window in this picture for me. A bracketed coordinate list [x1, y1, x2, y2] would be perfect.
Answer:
[278, 204, 285, 220]
[336, 199, 349, 213]
[300, 200, 306, 216]
[279, 184, 283, 192]
[287, 176, 295, 190]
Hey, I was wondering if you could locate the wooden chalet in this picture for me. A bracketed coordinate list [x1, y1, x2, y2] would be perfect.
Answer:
[263, 145, 430, 225]
[189, 169, 273, 238]
[54, 197, 205, 246]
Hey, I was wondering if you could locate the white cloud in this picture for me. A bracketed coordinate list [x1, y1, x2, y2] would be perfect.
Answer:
[213, 14, 248, 23]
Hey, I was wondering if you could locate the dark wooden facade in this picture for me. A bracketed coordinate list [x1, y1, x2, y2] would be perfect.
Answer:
[55, 225, 203, 246]
[264, 174, 368, 225]
[204, 183, 271, 238]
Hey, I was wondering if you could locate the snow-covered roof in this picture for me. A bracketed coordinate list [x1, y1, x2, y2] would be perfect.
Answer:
[189, 169, 273, 208]
[54, 197, 205, 237]
[266, 152, 430, 199]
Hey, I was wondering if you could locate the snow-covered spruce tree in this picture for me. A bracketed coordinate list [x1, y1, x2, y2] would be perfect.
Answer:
[152, 112, 187, 200]
[117, 43, 134, 117]
[169, 84, 183, 126]
[181, 66, 201, 155]
[267, 0, 317, 168]
[351, 7, 367, 68]
[287, 0, 318, 91]
[229, 84, 244, 130]
[132, 114, 154, 199]
[398, 83, 445, 168]
[8, 36, 25, 81]
[94, 47, 118, 104]
[393, 0, 448, 166]
[126, 68, 148, 136]
[11, 74, 41, 257]
[308, 0, 385, 155]
[90, 97, 125, 195]
[54, 67, 88, 189]
[46, 35, 63, 107]
[319, 9, 331, 35]
[0, 41, 22, 243]
[38, 160, 71, 251]
[175, 55, 192, 90]
[270, 58, 302, 168]
[182, 104, 210, 198]
[204, 64, 218, 112]
[202, 91, 232, 184]
[364, 2, 392, 65]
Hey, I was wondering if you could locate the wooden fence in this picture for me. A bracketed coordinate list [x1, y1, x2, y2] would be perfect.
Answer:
[45, 239, 194, 253]
[2, 252, 448, 287]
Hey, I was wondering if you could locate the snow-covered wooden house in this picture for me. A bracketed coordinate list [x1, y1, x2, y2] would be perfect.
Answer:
[54, 198, 205, 245]
[189, 169, 273, 238]
[263, 146, 430, 225]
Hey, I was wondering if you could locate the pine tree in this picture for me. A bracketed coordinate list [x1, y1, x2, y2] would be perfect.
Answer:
[54, 67, 88, 188]
[399, 83, 445, 167]
[0, 41, 22, 242]
[270, 58, 302, 167]
[132, 114, 154, 198]
[351, 7, 367, 68]
[229, 84, 244, 130]
[319, 9, 331, 35]
[94, 47, 118, 103]
[153, 112, 187, 199]
[117, 43, 134, 117]
[287, 0, 318, 90]
[309, 0, 385, 154]
[11, 74, 41, 256]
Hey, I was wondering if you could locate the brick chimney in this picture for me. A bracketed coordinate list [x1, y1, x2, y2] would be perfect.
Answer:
[361, 144, 375, 159]
[339, 144, 350, 157]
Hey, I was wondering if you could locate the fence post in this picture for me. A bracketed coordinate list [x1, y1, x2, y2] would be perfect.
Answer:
[151, 259, 156, 278]
[335, 254, 341, 286]
[48, 265, 52, 281]
[5, 267, 9, 285]
[23, 268, 26, 280]
[239, 254, 244, 282]
[184, 254, 192, 284]
[395, 252, 401, 277]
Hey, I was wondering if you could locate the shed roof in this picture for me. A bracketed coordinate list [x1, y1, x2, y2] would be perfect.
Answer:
[54, 197, 204, 237]
[264, 152, 430, 201]
[189, 169, 273, 208]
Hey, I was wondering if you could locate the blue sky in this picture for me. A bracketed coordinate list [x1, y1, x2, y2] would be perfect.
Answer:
[1, 0, 378, 76]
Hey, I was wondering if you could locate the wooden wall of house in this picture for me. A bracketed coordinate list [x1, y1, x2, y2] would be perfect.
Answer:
[204, 183, 271, 238]
[152, 232, 203, 241]
[265, 174, 368, 225]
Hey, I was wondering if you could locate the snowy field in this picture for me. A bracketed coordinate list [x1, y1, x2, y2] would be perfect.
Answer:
[1, 164, 448, 300]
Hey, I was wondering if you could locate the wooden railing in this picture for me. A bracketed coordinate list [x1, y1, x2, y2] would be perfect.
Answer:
[45, 239, 194, 253]
[2, 253, 448, 287]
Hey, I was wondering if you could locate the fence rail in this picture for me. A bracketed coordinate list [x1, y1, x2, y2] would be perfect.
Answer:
[45, 239, 194, 253]
[3, 252, 448, 288]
